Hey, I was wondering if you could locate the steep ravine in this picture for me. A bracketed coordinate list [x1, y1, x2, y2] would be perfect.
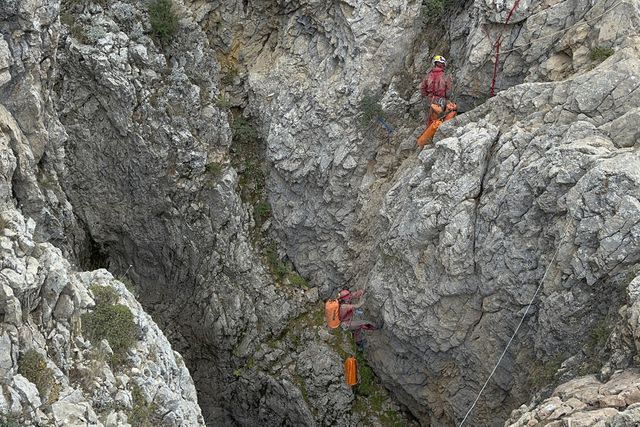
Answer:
[2, 0, 640, 426]
[52, 0, 409, 425]
[201, 0, 640, 425]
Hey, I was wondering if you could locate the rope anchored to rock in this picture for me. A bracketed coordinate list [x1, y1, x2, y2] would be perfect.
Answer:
[457, 220, 571, 426]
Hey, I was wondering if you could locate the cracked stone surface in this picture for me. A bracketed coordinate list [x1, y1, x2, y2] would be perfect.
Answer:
[506, 274, 640, 426]
[364, 44, 640, 425]
[201, 0, 640, 423]
[53, 0, 364, 425]
[2, 0, 640, 425]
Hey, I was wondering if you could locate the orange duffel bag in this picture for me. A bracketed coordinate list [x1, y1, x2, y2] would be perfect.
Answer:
[417, 119, 443, 148]
[325, 299, 341, 329]
[344, 356, 358, 386]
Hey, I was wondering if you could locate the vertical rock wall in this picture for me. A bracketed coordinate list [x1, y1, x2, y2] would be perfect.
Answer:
[195, 0, 640, 425]
[54, 1, 360, 425]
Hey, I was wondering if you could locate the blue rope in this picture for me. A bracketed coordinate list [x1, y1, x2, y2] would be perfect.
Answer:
[376, 116, 394, 133]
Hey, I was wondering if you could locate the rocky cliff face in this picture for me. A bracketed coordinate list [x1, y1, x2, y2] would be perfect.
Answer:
[367, 44, 640, 424]
[52, 0, 368, 425]
[1, 3, 203, 424]
[2, 0, 640, 425]
[199, 0, 640, 425]
[0, 211, 203, 426]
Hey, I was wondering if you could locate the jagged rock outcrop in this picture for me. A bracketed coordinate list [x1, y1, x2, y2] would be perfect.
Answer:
[0, 0, 82, 255]
[3, 0, 640, 424]
[506, 273, 640, 426]
[193, 0, 425, 294]
[1, 2, 204, 424]
[53, 0, 370, 425]
[450, 0, 640, 102]
[365, 44, 640, 424]
[507, 371, 640, 426]
[198, 0, 640, 425]
[0, 211, 203, 426]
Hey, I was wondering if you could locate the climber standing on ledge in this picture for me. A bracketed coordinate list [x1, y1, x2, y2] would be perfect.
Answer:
[420, 55, 453, 127]
[338, 289, 380, 351]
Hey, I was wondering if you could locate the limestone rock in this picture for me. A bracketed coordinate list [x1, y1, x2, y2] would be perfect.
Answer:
[506, 370, 640, 426]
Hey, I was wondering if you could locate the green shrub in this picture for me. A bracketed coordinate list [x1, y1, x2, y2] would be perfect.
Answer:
[83, 286, 136, 365]
[0, 414, 20, 427]
[380, 410, 406, 427]
[129, 384, 158, 427]
[232, 116, 259, 145]
[287, 272, 308, 289]
[214, 93, 232, 108]
[265, 243, 288, 280]
[588, 320, 610, 352]
[529, 357, 562, 389]
[359, 92, 384, 126]
[18, 350, 55, 396]
[369, 392, 386, 412]
[149, 0, 178, 44]
[355, 352, 377, 396]
[590, 47, 614, 62]
[90, 284, 119, 305]
[205, 162, 223, 179]
[254, 202, 271, 224]
[421, 0, 446, 23]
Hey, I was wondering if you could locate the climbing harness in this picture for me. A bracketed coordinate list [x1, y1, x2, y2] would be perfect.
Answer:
[457, 221, 571, 426]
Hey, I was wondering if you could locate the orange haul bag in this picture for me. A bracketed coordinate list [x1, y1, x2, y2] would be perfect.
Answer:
[325, 299, 341, 329]
[344, 356, 358, 386]
[417, 119, 443, 148]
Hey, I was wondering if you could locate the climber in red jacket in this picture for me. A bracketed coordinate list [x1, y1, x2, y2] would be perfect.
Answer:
[420, 55, 454, 127]
[337, 289, 380, 351]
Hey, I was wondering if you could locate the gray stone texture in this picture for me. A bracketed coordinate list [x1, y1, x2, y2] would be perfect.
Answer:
[197, 0, 640, 424]
[0, 211, 204, 425]
[1, 0, 640, 425]
[53, 0, 353, 425]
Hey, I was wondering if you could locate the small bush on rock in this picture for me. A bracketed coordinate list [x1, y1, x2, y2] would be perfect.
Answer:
[359, 92, 384, 126]
[232, 116, 259, 145]
[18, 350, 55, 396]
[83, 286, 136, 365]
[129, 383, 158, 427]
[590, 46, 614, 62]
[355, 352, 376, 396]
[90, 284, 119, 305]
[0, 413, 20, 427]
[149, 0, 178, 44]
[287, 272, 308, 289]
[205, 162, 223, 179]
[254, 202, 271, 224]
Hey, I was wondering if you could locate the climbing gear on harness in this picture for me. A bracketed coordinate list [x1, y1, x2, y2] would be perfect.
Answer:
[433, 55, 447, 66]
[325, 299, 341, 329]
[344, 356, 358, 386]
[417, 101, 458, 147]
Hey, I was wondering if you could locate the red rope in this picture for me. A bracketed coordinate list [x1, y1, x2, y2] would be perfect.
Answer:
[489, 38, 502, 97]
[489, 0, 522, 97]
